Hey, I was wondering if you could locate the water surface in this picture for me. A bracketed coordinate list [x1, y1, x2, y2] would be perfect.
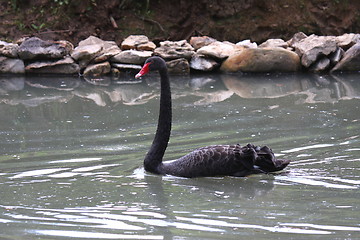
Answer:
[0, 73, 359, 239]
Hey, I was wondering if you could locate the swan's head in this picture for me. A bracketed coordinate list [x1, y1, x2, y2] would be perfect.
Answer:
[135, 56, 166, 78]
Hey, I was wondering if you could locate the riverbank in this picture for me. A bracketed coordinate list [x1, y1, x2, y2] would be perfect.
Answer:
[0, 33, 359, 77]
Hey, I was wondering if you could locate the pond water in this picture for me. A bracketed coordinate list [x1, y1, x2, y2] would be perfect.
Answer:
[0, 72, 359, 240]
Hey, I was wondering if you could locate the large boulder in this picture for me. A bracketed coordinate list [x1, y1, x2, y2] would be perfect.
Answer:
[197, 41, 238, 59]
[220, 48, 300, 72]
[0, 57, 25, 73]
[154, 40, 195, 60]
[110, 50, 152, 64]
[121, 35, 156, 51]
[0, 40, 19, 58]
[331, 43, 360, 72]
[292, 35, 337, 68]
[25, 57, 80, 74]
[18, 37, 70, 60]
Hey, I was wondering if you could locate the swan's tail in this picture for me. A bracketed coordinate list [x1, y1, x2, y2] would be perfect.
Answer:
[245, 144, 290, 173]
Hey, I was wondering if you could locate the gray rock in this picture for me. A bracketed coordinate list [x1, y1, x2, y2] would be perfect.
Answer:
[121, 35, 153, 50]
[0, 56, 25, 74]
[137, 42, 156, 51]
[331, 42, 360, 72]
[25, 57, 79, 74]
[335, 33, 360, 50]
[71, 36, 120, 68]
[18, 37, 70, 60]
[197, 41, 237, 59]
[83, 62, 111, 77]
[189, 36, 217, 50]
[293, 35, 337, 68]
[71, 44, 103, 68]
[287, 32, 308, 47]
[0, 40, 19, 58]
[190, 54, 219, 71]
[329, 47, 344, 65]
[236, 39, 258, 48]
[93, 41, 121, 63]
[110, 50, 152, 64]
[154, 40, 195, 60]
[259, 39, 288, 48]
[166, 58, 190, 74]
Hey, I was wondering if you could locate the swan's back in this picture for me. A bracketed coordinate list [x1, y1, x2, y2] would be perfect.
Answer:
[159, 144, 288, 178]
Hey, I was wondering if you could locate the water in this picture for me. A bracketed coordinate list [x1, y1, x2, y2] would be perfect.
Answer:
[0, 73, 359, 239]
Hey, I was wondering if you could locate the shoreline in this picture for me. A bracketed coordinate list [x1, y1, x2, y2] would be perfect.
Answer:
[0, 33, 359, 78]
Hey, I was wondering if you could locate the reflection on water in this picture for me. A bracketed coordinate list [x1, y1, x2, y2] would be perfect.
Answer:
[0, 73, 359, 239]
[1, 73, 360, 107]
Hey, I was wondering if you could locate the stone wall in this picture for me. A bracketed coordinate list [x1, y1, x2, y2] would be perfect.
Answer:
[1, 33, 359, 77]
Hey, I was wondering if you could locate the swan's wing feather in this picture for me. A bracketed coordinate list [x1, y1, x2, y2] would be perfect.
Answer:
[166, 144, 257, 177]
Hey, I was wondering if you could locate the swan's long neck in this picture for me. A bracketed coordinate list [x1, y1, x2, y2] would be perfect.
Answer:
[144, 68, 172, 173]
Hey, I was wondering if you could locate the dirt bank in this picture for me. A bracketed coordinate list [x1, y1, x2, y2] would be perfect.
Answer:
[1, 0, 360, 45]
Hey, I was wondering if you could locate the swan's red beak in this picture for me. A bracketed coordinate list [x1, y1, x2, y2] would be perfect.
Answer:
[135, 62, 151, 78]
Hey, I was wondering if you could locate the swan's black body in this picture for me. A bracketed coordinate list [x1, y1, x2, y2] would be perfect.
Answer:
[136, 56, 289, 178]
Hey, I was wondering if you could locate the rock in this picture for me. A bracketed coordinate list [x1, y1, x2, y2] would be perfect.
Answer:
[83, 61, 111, 77]
[335, 33, 360, 50]
[329, 47, 344, 65]
[71, 36, 121, 68]
[287, 32, 308, 47]
[259, 39, 288, 48]
[189, 36, 217, 50]
[110, 67, 121, 77]
[0, 57, 25, 74]
[293, 35, 337, 68]
[25, 57, 80, 74]
[220, 47, 300, 72]
[110, 50, 152, 64]
[166, 58, 190, 74]
[154, 40, 195, 60]
[309, 57, 330, 72]
[331, 43, 360, 72]
[121, 35, 156, 51]
[55, 40, 74, 55]
[18, 37, 70, 60]
[197, 41, 238, 59]
[190, 54, 219, 71]
[93, 41, 121, 63]
[111, 63, 142, 70]
[0, 40, 19, 58]
[236, 39, 258, 48]
[71, 44, 102, 68]
[137, 42, 156, 51]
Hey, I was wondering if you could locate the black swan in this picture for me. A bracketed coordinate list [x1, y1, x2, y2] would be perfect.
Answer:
[135, 56, 289, 178]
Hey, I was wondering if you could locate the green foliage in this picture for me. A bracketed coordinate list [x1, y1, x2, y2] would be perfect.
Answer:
[31, 23, 46, 31]
[9, 0, 18, 10]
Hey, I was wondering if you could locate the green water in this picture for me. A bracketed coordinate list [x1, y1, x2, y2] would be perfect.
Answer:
[0, 73, 359, 239]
